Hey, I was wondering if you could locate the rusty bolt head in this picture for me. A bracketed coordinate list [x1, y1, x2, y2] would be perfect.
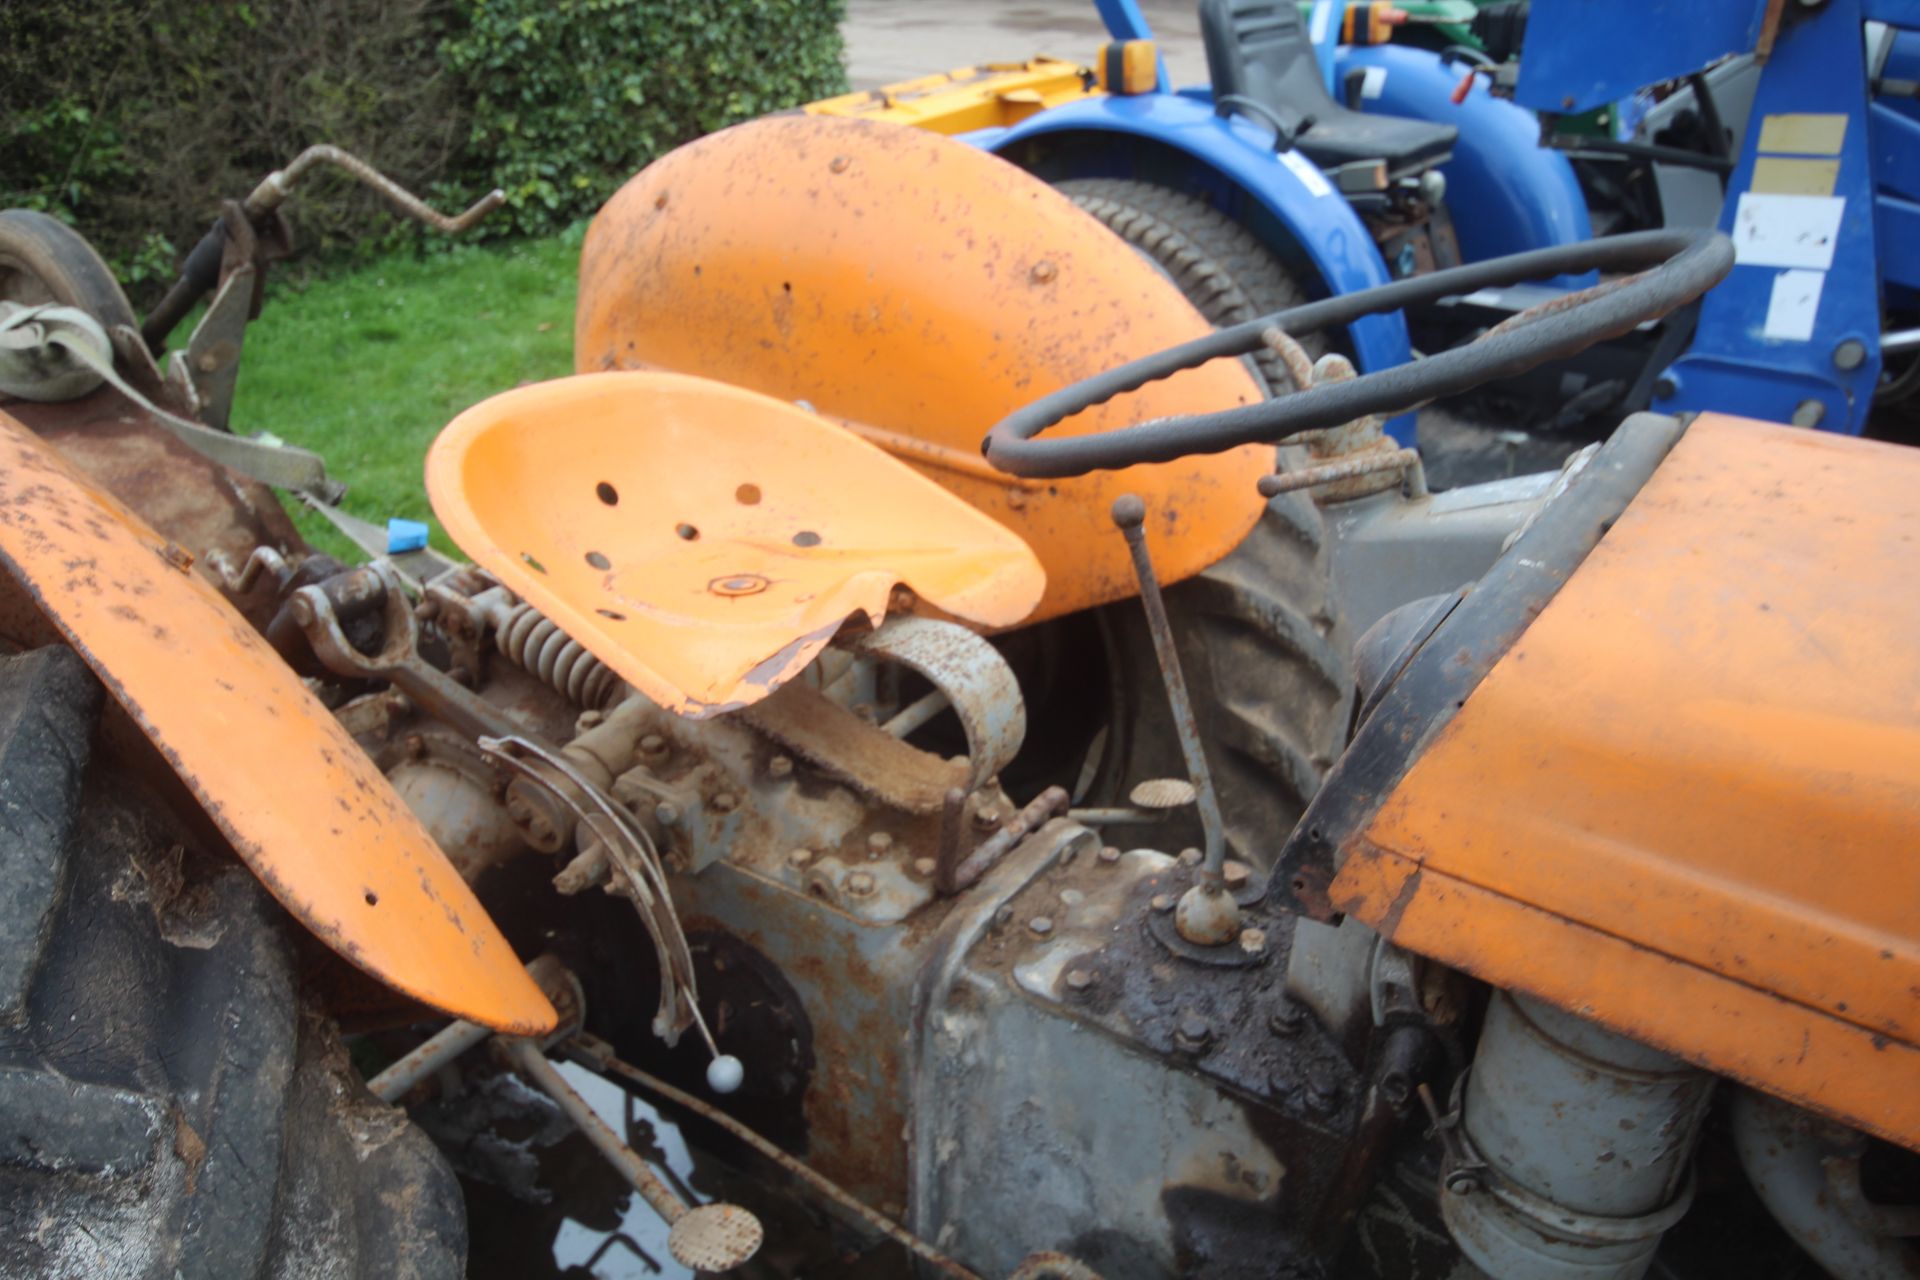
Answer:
[1269, 1001, 1308, 1037]
[1177, 847, 1203, 868]
[1150, 893, 1174, 914]
[403, 734, 427, 760]
[1173, 1011, 1213, 1053]
[1098, 845, 1121, 864]
[1238, 928, 1267, 954]
[768, 755, 794, 779]
[1027, 915, 1054, 937]
[846, 870, 876, 897]
[1223, 860, 1251, 889]
[912, 856, 936, 877]
[867, 832, 894, 856]
[711, 792, 738, 814]
[1030, 259, 1058, 284]
[829, 154, 851, 174]
[1306, 1066, 1343, 1114]
[1065, 968, 1095, 994]
[787, 848, 814, 869]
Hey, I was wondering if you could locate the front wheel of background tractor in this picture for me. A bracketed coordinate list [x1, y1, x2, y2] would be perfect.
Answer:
[0, 644, 465, 1280]
[1053, 179, 1354, 869]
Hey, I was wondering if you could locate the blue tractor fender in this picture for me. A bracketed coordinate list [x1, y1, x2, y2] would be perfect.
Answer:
[973, 93, 1418, 444]
[1332, 44, 1595, 272]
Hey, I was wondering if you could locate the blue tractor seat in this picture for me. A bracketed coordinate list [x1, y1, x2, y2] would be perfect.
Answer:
[1200, 0, 1458, 179]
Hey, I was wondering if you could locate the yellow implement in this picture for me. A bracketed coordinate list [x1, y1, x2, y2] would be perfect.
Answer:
[803, 57, 1098, 134]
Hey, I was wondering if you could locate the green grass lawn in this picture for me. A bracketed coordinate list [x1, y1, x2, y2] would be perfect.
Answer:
[227, 229, 582, 559]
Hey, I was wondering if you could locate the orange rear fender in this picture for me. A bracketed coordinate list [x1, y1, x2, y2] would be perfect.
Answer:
[575, 115, 1272, 625]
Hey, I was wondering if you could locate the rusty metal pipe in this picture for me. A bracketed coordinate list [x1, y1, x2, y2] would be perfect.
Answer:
[950, 786, 1070, 892]
[366, 1018, 492, 1102]
[569, 1034, 986, 1280]
[245, 144, 504, 234]
[934, 786, 969, 895]
[503, 1037, 690, 1225]
[1109, 496, 1226, 876]
[1258, 449, 1428, 501]
[882, 687, 951, 738]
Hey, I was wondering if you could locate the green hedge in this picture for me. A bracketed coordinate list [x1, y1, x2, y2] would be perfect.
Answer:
[0, 0, 847, 300]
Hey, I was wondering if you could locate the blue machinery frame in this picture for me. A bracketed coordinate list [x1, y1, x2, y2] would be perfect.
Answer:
[957, 0, 1920, 440]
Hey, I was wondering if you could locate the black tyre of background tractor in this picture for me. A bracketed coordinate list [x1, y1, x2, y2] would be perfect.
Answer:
[1055, 179, 1354, 869]
[0, 209, 139, 330]
[0, 645, 465, 1280]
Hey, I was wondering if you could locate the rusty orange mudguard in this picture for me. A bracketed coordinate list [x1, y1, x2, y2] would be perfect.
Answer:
[1333, 415, 1920, 1150]
[0, 412, 554, 1035]
[575, 115, 1272, 625]
[428, 372, 1046, 716]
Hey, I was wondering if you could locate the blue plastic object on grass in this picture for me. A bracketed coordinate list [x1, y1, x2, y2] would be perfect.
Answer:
[386, 517, 430, 554]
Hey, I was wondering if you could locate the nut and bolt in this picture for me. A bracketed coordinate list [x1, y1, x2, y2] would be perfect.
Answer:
[1834, 338, 1868, 371]
[1065, 968, 1095, 994]
[1237, 927, 1267, 954]
[1791, 398, 1827, 428]
[1098, 845, 1120, 864]
[1222, 860, 1251, 889]
[768, 754, 794, 779]
[1445, 1167, 1485, 1195]
[575, 709, 606, 732]
[1268, 1000, 1309, 1037]
[639, 734, 669, 763]
[506, 796, 533, 824]
[787, 848, 814, 869]
[1173, 1011, 1213, 1054]
[846, 870, 876, 897]
[866, 832, 895, 857]
[711, 792, 738, 814]
[1177, 847, 1203, 868]
[1305, 1065, 1343, 1114]
[912, 856, 936, 877]
[1027, 915, 1054, 937]
[1030, 260, 1058, 284]
[1150, 893, 1175, 913]
[654, 802, 680, 826]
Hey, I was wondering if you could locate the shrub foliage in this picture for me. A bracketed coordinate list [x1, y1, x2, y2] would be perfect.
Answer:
[0, 0, 847, 298]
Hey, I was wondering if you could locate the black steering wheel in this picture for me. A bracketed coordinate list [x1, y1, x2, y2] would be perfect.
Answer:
[982, 228, 1734, 479]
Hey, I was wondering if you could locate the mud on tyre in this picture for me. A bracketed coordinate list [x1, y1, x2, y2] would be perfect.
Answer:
[0, 644, 464, 1280]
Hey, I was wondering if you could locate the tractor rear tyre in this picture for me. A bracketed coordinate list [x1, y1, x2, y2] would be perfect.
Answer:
[0, 644, 465, 1280]
[1055, 179, 1353, 869]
